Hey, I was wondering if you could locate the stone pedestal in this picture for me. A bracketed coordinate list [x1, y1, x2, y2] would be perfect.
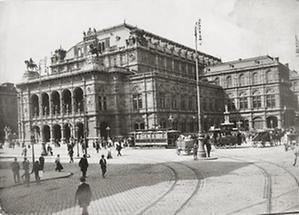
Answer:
[197, 135, 206, 158]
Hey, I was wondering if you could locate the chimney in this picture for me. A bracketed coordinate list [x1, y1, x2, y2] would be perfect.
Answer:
[274, 57, 279, 62]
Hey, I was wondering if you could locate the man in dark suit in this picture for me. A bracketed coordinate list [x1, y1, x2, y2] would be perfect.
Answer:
[75, 177, 92, 215]
[79, 154, 89, 178]
[99, 155, 107, 178]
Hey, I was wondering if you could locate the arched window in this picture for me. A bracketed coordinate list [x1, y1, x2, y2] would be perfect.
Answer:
[239, 74, 245, 86]
[239, 93, 248, 110]
[214, 77, 220, 85]
[252, 73, 258, 85]
[266, 89, 276, 108]
[252, 91, 262, 108]
[226, 76, 232, 88]
[266, 70, 272, 83]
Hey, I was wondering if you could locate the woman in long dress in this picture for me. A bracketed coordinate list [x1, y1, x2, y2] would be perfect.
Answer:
[55, 154, 63, 172]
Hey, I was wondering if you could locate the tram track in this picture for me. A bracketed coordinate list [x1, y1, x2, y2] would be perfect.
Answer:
[132, 155, 205, 215]
[219, 153, 299, 215]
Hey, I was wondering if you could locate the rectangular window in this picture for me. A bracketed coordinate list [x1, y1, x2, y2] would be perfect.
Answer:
[172, 97, 177, 109]
[98, 96, 107, 111]
[98, 96, 102, 111]
[133, 94, 142, 110]
[239, 97, 248, 109]
[252, 96, 262, 108]
[158, 94, 166, 109]
[181, 96, 185, 110]
[266, 95, 275, 108]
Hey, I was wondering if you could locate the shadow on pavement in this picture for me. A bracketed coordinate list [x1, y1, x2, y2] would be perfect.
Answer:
[0, 159, 249, 214]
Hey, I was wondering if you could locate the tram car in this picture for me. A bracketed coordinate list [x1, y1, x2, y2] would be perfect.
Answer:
[131, 129, 180, 148]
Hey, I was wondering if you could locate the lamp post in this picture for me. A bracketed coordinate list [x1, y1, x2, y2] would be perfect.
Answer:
[106, 126, 110, 140]
[195, 19, 206, 158]
[75, 125, 80, 157]
[31, 129, 37, 163]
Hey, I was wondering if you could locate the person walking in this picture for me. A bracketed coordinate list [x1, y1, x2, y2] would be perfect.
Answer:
[75, 177, 92, 215]
[39, 155, 45, 171]
[205, 135, 212, 157]
[11, 157, 20, 184]
[95, 141, 100, 153]
[31, 160, 40, 184]
[193, 142, 198, 160]
[116, 143, 122, 156]
[69, 147, 74, 163]
[99, 155, 107, 178]
[79, 154, 89, 178]
[55, 154, 64, 172]
[22, 157, 30, 186]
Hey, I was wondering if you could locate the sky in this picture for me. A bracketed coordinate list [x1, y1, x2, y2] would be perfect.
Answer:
[0, 0, 299, 83]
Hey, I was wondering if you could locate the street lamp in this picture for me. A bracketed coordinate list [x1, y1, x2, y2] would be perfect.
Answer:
[75, 125, 80, 157]
[195, 19, 206, 158]
[106, 126, 110, 140]
[31, 129, 38, 163]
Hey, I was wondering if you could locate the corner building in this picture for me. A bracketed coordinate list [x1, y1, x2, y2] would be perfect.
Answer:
[203, 56, 295, 130]
[17, 24, 223, 144]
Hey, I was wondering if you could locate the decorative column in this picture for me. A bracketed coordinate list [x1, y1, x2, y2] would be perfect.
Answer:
[49, 94, 52, 117]
[50, 125, 54, 144]
[61, 123, 65, 144]
[39, 94, 43, 117]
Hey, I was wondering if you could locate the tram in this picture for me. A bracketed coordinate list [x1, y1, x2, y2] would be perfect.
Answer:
[131, 129, 180, 148]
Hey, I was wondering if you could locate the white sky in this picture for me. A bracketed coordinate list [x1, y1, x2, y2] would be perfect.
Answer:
[0, 0, 299, 83]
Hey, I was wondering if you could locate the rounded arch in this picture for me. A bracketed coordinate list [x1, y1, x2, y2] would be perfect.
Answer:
[252, 117, 263, 130]
[266, 116, 278, 129]
[41, 93, 50, 116]
[63, 123, 72, 143]
[42, 125, 50, 143]
[62, 89, 72, 114]
[31, 94, 39, 117]
[226, 75, 232, 88]
[252, 72, 258, 85]
[239, 74, 245, 86]
[32, 125, 40, 142]
[214, 77, 220, 85]
[73, 87, 84, 113]
[51, 91, 60, 115]
[52, 124, 62, 142]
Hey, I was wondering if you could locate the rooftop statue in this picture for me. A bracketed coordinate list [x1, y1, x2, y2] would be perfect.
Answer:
[24, 58, 38, 71]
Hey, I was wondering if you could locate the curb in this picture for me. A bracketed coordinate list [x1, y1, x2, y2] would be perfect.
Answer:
[0, 172, 73, 190]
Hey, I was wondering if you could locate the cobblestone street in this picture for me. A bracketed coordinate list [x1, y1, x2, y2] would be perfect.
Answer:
[1, 145, 299, 214]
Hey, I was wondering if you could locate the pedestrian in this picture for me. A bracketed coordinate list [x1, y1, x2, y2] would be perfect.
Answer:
[79, 154, 89, 178]
[75, 176, 92, 215]
[193, 142, 198, 160]
[205, 135, 212, 157]
[47, 144, 53, 156]
[39, 155, 45, 171]
[69, 147, 74, 163]
[31, 160, 40, 184]
[96, 140, 100, 153]
[21, 146, 27, 157]
[55, 154, 64, 172]
[11, 157, 20, 184]
[107, 147, 113, 159]
[99, 155, 107, 178]
[22, 157, 30, 186]
[116, 143, 122, 156]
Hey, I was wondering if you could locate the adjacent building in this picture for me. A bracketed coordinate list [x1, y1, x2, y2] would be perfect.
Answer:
[16, 23, 223, 144]
[203, 56, 295, 130]
[0, 83, 18, 142]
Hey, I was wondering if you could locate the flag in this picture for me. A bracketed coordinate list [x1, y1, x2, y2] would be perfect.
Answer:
[296, 34, 299, 55]
[194, 19, 202, 45]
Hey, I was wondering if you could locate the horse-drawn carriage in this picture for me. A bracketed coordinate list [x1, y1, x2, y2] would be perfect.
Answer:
[252, 129, 284, 147]
[176, 134, 197, 155]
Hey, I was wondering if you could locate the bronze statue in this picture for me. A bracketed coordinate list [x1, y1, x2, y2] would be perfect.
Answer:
[24, 58, 38, 70]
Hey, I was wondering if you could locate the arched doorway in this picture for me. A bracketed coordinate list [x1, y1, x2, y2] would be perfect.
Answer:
[31, 94, 39, 117]
[62, 89, 72, 114]
[99, 122, 109, 139]
[52, 124, 61, 142]
[51, 91, 60, 115]
[42, 125, 50, 143]
[41, 93, 50, 116]
[32, 126, 40, 143]
[266, 116, 278, 129]
[253, 117, 263, 130]
[76, 122, 84, 141]
[63, 124, 71, 143]
[74, 88, 84, 113]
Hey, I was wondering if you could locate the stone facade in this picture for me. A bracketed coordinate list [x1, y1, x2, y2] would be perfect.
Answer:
[0, 83, 18, 142]
[17, 23, 223, 144]
[203, 56, 295, 130]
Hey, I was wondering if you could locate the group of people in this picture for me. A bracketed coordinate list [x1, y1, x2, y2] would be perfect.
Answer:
[11, 155, 45, 186]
